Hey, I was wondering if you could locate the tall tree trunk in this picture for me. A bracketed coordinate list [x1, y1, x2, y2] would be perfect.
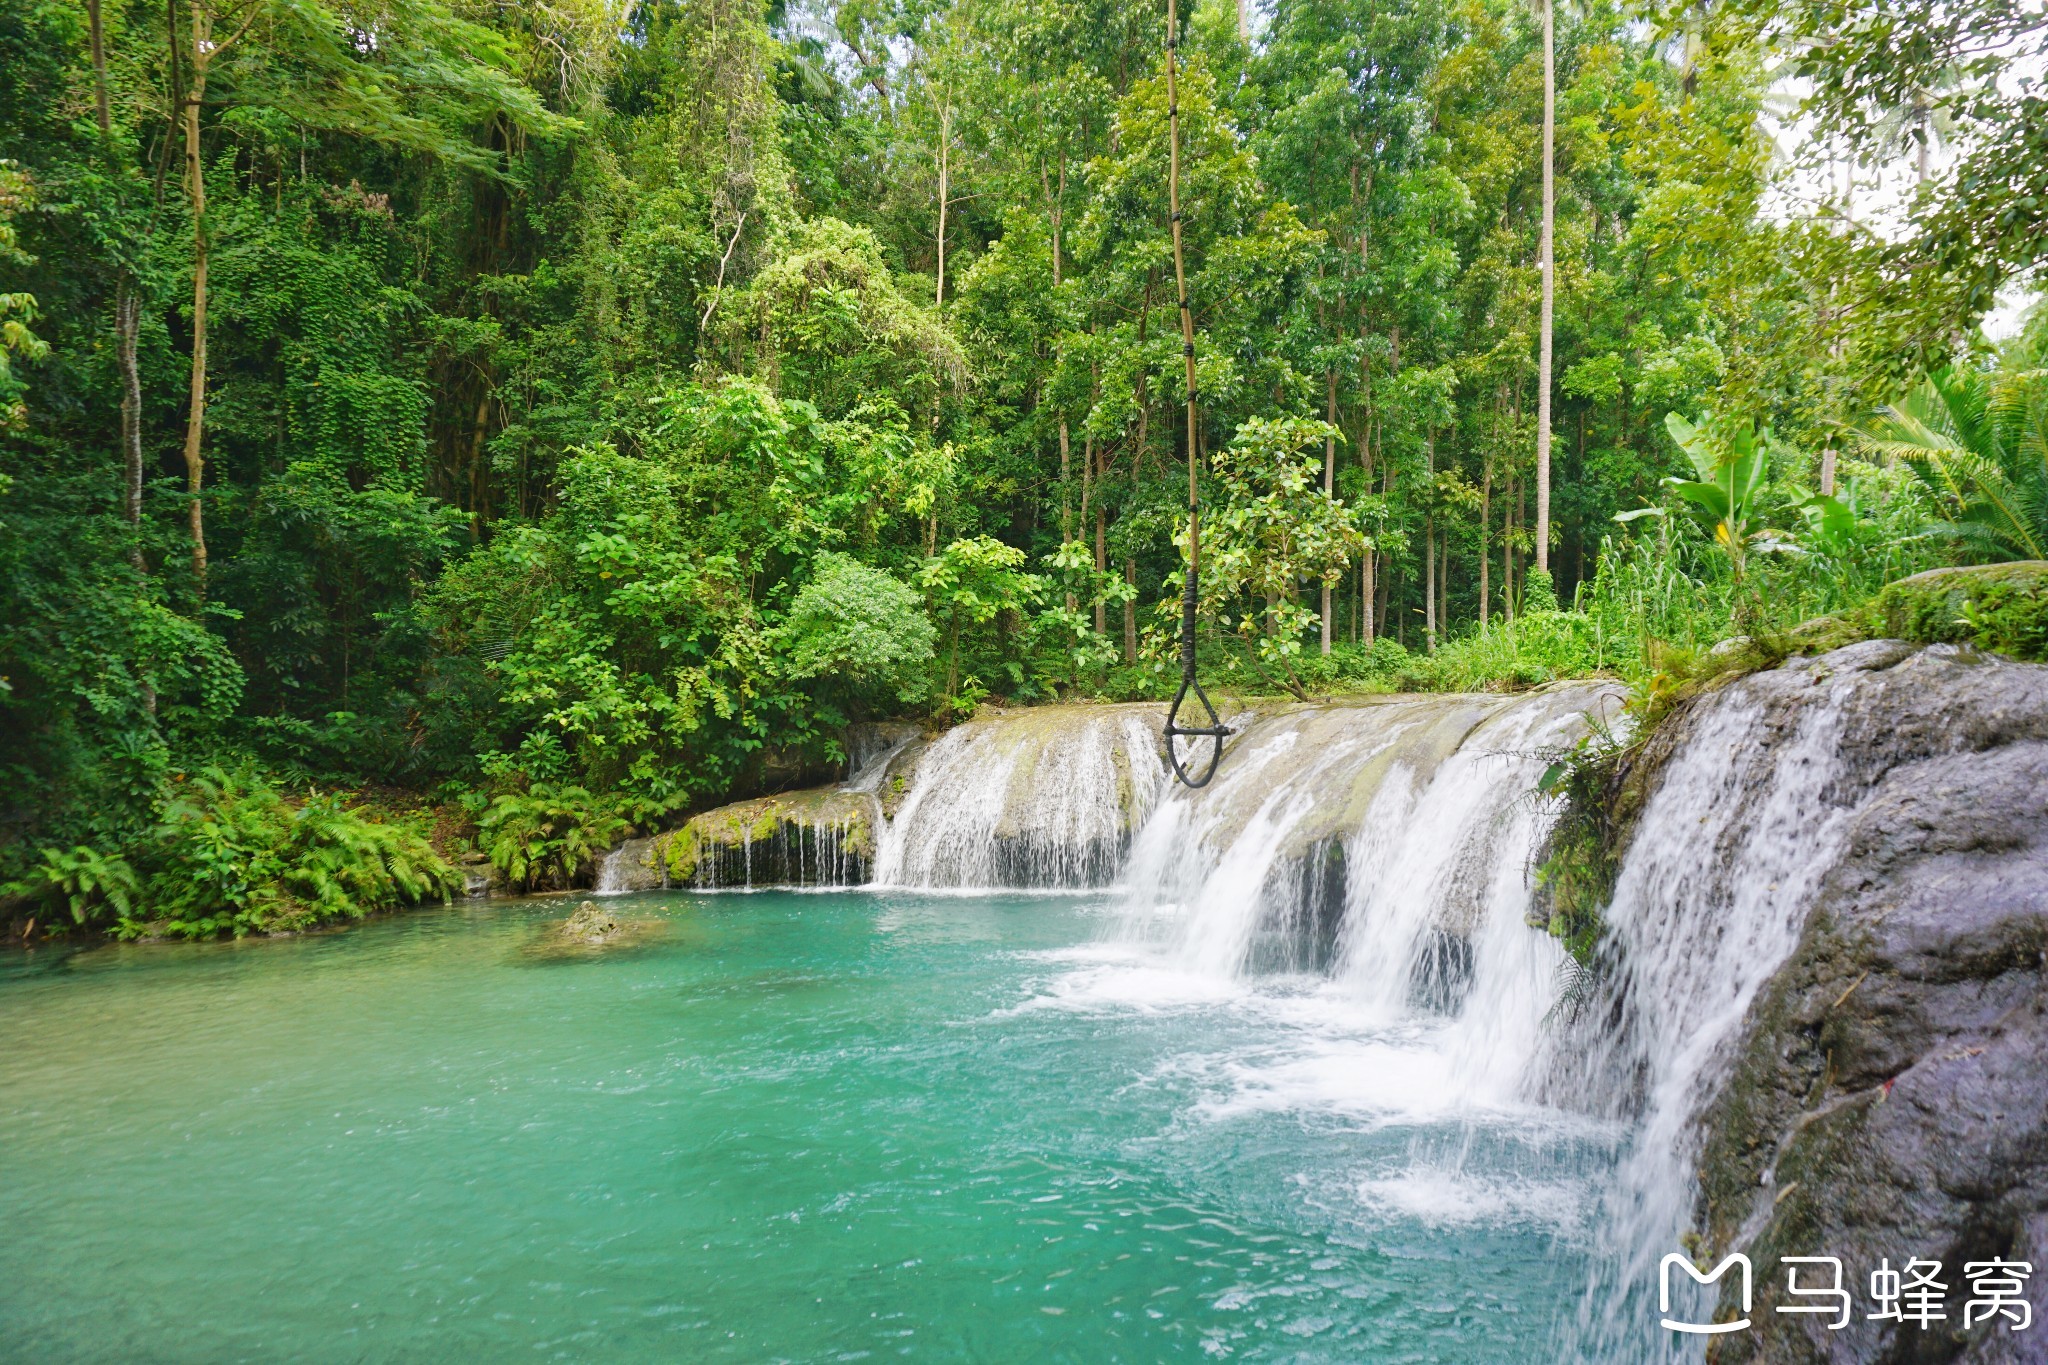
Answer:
[1534, 0, 1555, 578]
[1505, 469, 1518, 624]
[89, 0, 141, 548]
[1424, 515, 1437, 652]
[1051, 167, 1075, 611]
[1479, 456, 1492, 623]
[1358, 344, 1375, 645]
[180, 13, 211, 594]
[119, 287, 143, 563]
[1321, 368, 1336, 655]
[1125, 413, 1142, 668]
[1375, 549, 1388, 645]
[1362, 552, 1375, 645]
[1093, 489, 1107, 637]
[1059, 418, 1077, 613]
[1123, 556, 1138, 664]
[934, 102, 950, 306]
[1439, 529, 1449, 640]
[88, 0, 148, 571]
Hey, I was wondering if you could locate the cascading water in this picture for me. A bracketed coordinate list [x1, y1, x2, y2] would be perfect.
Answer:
[585, 652, 1964, 1355]
[593, 842, 643, 894]
[1096, 684, 1622, 1110]
[1117, 689, 1608, 990]
[870, 704, 1168, 889]
[1548, 653, 1904, 1361]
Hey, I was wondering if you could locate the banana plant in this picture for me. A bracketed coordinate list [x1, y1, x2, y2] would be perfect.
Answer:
[1661, 412, 1776, 578]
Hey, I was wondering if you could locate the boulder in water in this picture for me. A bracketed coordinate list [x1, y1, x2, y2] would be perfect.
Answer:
[558, 900, 621, 942]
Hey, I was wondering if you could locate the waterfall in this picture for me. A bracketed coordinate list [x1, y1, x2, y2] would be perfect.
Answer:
[580, 641, 2039, 1354]
[1550, 651, 1905, 1360]
[1012, 684, 1622, 1263]
[593, 843, 632, 894]
[843, 722, 920, 790]
[870, 704, 1168, 889]
[1120, 687, 1610, 999]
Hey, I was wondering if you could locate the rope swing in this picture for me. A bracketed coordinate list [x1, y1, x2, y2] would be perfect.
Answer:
[1160, 0, 1230, 789]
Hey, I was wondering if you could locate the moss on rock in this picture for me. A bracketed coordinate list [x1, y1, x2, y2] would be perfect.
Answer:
[1866, 560, 2048, 660]
[662, 789, 877, 888]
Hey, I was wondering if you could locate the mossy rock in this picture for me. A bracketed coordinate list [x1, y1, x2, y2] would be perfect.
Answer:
[559, 899, 620, 941]
[1781, 612, 1869, 656]
[1866, 561, 2048, 661]
[662, 788, 877, 887]
[527, 899, 665, 957]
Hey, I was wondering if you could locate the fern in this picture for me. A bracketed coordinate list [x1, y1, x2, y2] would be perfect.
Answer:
[3, 846, 139, 925]
[102, 768, 456, 939]
[475, 782, 631, 892]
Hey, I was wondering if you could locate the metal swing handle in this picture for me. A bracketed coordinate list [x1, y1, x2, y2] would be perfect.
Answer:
[1164, 674, 1227, 789]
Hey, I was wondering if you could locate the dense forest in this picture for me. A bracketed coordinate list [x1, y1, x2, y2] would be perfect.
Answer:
[4, 0, 2046, 937]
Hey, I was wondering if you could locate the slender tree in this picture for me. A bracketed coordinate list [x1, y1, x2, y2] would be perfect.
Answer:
[83, 0, 146, 570]
[175, 0, 267, 593]
[1533, 0, 1555, 580]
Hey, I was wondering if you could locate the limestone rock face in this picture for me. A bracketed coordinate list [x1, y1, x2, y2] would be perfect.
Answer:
[595, 836, 668, 893]
[1683, 645, 2048, 1362]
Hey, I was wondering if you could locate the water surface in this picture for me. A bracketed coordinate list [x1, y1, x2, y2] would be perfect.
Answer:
[1, 892, 1604, 1361]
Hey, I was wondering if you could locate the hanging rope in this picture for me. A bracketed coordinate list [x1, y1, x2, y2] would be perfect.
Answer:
[1161, 0, 1229, 789]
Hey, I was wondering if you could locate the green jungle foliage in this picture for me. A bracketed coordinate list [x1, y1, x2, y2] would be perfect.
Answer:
[3, 0, 2045, 934]
[2, 769, 456, 938]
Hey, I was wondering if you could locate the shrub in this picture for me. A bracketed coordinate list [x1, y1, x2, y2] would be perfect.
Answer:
[778, 552, 937, 705]
[92, 768, 459, 939]
[2, 845, 137, 927]
[475, 782, 631, 892]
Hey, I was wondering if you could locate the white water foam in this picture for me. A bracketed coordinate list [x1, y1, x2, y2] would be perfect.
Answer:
[1001, 687, 1626, 1254]
[872, 706, 1166, 889]
[1564, 677, 1858, 1361]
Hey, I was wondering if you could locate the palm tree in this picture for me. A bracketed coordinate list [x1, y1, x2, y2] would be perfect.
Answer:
[1848, 351, 2048, 562]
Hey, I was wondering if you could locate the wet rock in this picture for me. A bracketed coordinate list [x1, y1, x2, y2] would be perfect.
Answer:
[559, 900, 621, 942]
[596, 835, 669, 893]
[664, 789, 878, 889]
[845, 720, 924, 780]
[459, 851, 497, 899]
[1679, 645, 2048, 1362]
